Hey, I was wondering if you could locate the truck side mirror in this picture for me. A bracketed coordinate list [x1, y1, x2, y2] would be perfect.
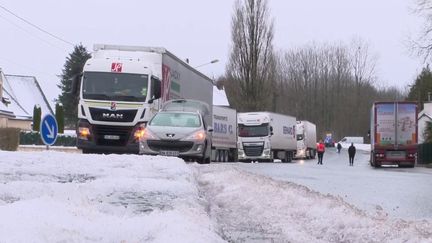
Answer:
[207, 126, 213, 133]
[151, 76, 162, 100]
[70, 73, 82, 95]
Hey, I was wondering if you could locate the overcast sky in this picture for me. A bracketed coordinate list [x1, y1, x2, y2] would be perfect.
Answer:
[0, 0, 425, 104]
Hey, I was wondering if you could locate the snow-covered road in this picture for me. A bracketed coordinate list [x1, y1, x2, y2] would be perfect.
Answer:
[233, 148, 432, 220]
[1, 150, 431, 242]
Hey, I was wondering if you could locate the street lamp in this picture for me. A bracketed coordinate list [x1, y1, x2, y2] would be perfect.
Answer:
[194, 59, 219, 68]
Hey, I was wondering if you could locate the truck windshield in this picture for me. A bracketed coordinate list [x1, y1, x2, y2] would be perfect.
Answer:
[149, 112, 201, 128]
[82, 72, 148, 102]
[238, 123, 269, 137]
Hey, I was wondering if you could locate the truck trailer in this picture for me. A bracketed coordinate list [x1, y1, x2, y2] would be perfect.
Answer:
[73, 44, 213, 154]
[212, 86, 237, 162]
[237, 112, 297, 162]
[294, 120, 317, 159]
[212, 105, 237, 162]
[370, 102, 418, 168]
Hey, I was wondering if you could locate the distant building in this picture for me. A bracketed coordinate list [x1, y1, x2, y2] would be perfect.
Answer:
[0, 68, 53, 130]
[418, 102, 432, 144]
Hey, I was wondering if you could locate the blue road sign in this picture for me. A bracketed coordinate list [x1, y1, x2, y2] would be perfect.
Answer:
[40, 114, 58, 146]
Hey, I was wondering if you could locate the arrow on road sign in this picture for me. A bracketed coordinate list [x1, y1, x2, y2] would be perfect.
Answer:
[44, 120, 55, 139]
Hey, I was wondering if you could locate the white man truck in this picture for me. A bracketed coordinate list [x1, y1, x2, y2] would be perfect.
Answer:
[73, 44, 214, 154]
[370, 102, 418, 168]
[237, 112, 297, 162]
[294, 120, 317, 159]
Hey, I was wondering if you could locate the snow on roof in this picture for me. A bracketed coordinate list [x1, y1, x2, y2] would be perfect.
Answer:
[213, 86, 230, 106]
[3, 74, 53, 119]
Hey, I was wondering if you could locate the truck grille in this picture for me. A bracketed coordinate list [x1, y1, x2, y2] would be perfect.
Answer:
[90, 108, 137, 123]
[93, 125, 133, 146]
[147, 140, 194, 152]
[243, 145, 264, 156]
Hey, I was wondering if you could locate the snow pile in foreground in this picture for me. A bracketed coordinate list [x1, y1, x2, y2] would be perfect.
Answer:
[0, 151, 224, 243]
[196, 165, 432, 242]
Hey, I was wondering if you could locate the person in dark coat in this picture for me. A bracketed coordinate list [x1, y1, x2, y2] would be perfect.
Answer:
[337, 143, 342, 153]
[348, 143, 356, 166]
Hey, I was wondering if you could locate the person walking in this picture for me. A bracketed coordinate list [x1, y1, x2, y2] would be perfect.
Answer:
[348, 142, 356, 166]
[337, 143, 342, 154]
[316, 140, 325, 165]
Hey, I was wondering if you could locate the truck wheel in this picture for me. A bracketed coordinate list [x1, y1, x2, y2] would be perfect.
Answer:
[223, 150, 229, 162]
[215, 150, 221, 162]
[82, 149, 92, 154]
[311, 150, 316, 159]
[287, 152, 293, 162]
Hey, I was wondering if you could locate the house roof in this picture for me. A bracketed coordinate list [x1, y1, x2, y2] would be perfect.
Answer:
[2, 74, 53, 120]
[419, 112, 432, 121]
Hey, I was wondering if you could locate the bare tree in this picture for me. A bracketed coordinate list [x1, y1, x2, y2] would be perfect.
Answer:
[411, 0, 432, 60]
[226, 0, 275, 111]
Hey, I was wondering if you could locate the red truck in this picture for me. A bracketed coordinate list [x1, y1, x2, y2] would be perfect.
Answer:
[370, 102, 418, 168]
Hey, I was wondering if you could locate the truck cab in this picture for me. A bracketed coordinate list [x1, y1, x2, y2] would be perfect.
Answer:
[75, 46, 162, 154]
[237, 114, 273, 162]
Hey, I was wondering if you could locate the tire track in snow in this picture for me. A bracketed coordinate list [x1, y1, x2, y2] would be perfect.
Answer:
[194, 164, 432, 243]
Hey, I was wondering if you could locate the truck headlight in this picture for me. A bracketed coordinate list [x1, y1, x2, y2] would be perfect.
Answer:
[78, 127, 91, 140]
[136, 127, 156, 141]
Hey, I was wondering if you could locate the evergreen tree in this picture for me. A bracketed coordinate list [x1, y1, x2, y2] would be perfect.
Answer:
[57, 45, 91, 128]
[407, 65, 432, 110]
[32, 105, 41, 132]
[55, 103, 65, 134]
[424, 121, 432, 143]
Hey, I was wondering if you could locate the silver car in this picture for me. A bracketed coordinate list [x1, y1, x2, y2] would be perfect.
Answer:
[139, 111, 212, 164]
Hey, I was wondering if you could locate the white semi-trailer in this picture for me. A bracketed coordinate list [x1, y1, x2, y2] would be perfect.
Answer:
[212, 105, 237, 162]
[294, 120, 317, 159]
[73, 44, 214, 154]
[211, 87, 237, 162]
[237, 112, 297, 162]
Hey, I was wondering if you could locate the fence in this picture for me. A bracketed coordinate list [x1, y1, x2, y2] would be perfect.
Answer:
[418, 143, 432, 164]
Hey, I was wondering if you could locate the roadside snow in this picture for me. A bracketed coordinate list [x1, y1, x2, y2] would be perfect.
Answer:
[0, 151, 224, 243]
[195, 164, 432, 242]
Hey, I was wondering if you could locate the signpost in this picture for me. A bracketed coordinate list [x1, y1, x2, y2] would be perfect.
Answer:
[40, 114, 58, 148]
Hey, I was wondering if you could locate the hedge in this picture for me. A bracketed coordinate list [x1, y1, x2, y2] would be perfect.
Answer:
[20, 132, 76, 147]
[0, 128, 20, 151]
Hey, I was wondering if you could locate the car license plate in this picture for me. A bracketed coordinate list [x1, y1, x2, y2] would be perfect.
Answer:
[160, 150, 179, 157]
[104, 135, 120, 140]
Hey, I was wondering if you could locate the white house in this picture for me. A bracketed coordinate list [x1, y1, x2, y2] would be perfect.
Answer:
[418, 102, 432, 144]
[0, 68, 53, 130]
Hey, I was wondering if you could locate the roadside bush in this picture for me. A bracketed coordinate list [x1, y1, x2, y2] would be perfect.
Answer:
[20, 132, 76, 146]
[0, 128, 20, 151]
[33, 105, 41, 132]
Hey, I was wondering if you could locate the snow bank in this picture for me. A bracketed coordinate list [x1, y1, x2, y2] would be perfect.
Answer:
[196, 165, 432, 242]
[0, 151, 224, 242]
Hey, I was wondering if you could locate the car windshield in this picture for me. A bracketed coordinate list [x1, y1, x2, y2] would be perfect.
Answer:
[149, 112, 201, 128]
[82, 72, 148, 102]
[238, 123, 269, 137]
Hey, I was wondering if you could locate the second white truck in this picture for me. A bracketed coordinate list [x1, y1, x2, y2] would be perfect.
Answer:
[237, 112, 297, 162]
[294, 120, 317, 159]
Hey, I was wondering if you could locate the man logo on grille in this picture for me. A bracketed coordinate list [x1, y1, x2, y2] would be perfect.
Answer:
[166, 133, 175, 138]
[110, 102, 117, 111]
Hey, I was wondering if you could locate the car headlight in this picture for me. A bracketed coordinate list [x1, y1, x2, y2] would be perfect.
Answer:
[185, 130, 206, 142]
